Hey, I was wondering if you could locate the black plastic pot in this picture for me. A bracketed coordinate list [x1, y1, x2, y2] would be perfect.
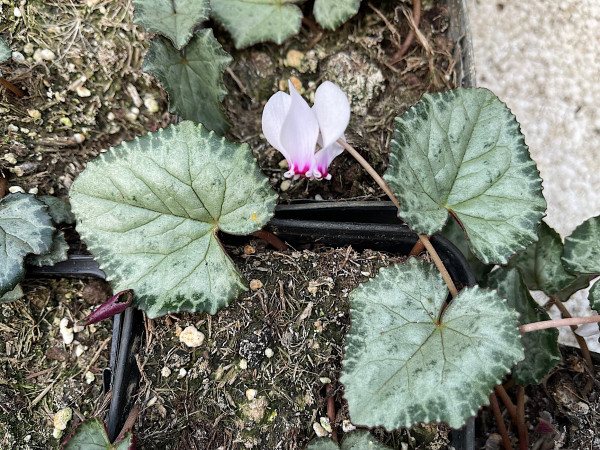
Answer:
[28, 201, 475, 448]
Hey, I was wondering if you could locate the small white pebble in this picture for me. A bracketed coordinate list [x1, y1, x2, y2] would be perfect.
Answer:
[3, 153, 17, 164]
[278, 159, 289, 169]
[144, 96, 160, 113]
[52, 407, 72, 438]
[23, 43, 34, 55]
[7, 124, 19, 133]
[13, 7, 22, 17]
[85, 371, 95, 384]
[73, 133, 85, 144]
[239, 359, 248, 370]
[280, 180, 291, 192]
[314, 194, 324, 201]
[12, 51, 25, 64]
[27, 187, 38, 195]
[178, 368, 187, 378]
[73, 323, 84, 333]
[313, 422, 329, 437]
[9, 186, 25, 194]
[179, 326, 205, 348]
[264, 348, 274, 358]
[60, 117, 72, 127]
[249, 279, 263, 290]
[246, 389, 257, 400]
[39, 49, 56, 61]
[76, 86, 91, 97]
[342, 419, 356, 432]
[106, 111, 115, 121]
[27, 109, 41, 120]
[319, 377, 331, 384]
[320, 417, 332, 433]
[161, 366, 172, 377]
[59, 318, 74, 345]
[125, 106, 140, 122]
[147, 396, 158, 407]
[75, 344, 85, 357]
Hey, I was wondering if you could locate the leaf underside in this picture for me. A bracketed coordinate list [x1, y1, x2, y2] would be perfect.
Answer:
[62, 418, 134, 450]
[341, 258, 523, 429]
[70, 121, 277, 318]
[143, 30, 232, 135]
[0, 194, 55, 296]
[313, 0, 360, 30]
[483, 268, 560, 385]
[133, 0, 210, 49]
[210, 0, 302, 48]
[508, 221, 576, 296]
[385, 88, 546, 265]
[562, 215, 600, 275]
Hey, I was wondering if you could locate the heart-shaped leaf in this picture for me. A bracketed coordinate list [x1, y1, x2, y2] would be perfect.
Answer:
[340, 258, 523, 429]
[313, 0, 360, 30]
[0, 37, 10, 77]
[384, 88, 546, 264]
[70, 121, 277, 318]
[562, 215, 600, 275]
[0, 194, 55, 296]
[482, 268, 560, 385]
[62, 418, 134, 450]
[508, 221, 576, 296]
[308, 431, 390, 450]
[133, 0, 210, 49]
[441, 216, 492, 281]
[210, 0, 302, 48]
[0, 284, 23, 304]
[143, 30, 232, 135]
[39, 196, 75, 224]
[26, 230, 69, 267]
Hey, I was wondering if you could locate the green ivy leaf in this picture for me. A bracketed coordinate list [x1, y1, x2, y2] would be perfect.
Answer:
[133, 0, 210, 49]
[340, 258, 523, 429]
[0, 284, 23, 304]
[441, 216, 492, 281]
[313, 0, 360, 30]
[0, 194, 55, 296]
[0, 37, 11, 77]
[210, 0, 302, 49]
[562, 215, 600, 275]
[307, 431, 390, 450]
[70, 121, 277, 318]
[508, 221, 576, 296]
[143, 30, 232, 135]
[62, 418, 134, 450]
[26, 230, 69, 267]
[482, 268, 560, 385]
[384, 88, 546, 265]
[39, 196, 75, 224]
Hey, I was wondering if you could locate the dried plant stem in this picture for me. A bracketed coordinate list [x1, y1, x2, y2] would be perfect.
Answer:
[339, 139, 458, 298]
[489, 393, 512, 450]
[494, 385, 517, 423]
[516, 386, 528, 450]
[519, 315, 600, 334]
[0, 77, 25, 97]
[251, 230, 288, 251]
[0, 176, 6, 199]
[337, 139, 399, 210]
[551, 296, 595, 375]
[326, 384, 338, 443]
[391, 0, 422, 63]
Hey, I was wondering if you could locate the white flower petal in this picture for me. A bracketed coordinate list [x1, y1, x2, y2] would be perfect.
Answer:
[262, 91, 292, 159]
[314, 138, 345, 180]
[313, 81, 350, 149]
[575, 321, 600, 337]
[280, 80, 319, 177]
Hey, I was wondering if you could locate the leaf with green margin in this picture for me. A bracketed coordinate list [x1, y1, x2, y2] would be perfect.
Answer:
[0, 194, 55, 296]
[307, 431, 390, 450]
[210, 0, 302, 49]
[313, 0, 360, 30]
[39, 196, 75, 224]
[26, 230, 69, 267]
[0, 37, 10, 77]
[340, 258, 523, 429]
[384, 88, 546, 265]
[562, 215, 600, 275]
[133, 0, 209, 50]
[0, 284, 23, 304]
[441, 216, 492, 281]
[482, 267, 560, 385]
[62, 417, 134, 450]
[508, 221, 576, 295]
[143, 30, 232, 135]
[70, 121, 278, 319]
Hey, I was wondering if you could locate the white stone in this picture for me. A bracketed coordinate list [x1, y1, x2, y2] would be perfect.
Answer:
[53, 407, 72, 433]
[85, 371, 95, 384]
[144, 97, 160, 113]
[264, 348, 274, 358]
[27, 187, 38, 195]
[246, 389, 258, 400]
[27, 109, 41, 120]
[23, 43, 34, 55]
[39, 49, 55, 61]
[3, 153, 17, 164]
[319, 417, 332, 433]
[13, 7, 22, 17]
[280, 180, 291, 192]
[312, 422, 328, 437]
[73, 133, 85, 144]
[59, 318, 74, 345]
[75, 86, 91, 97]
[12, 51, 25, 63]
[8, 186, 25, 194]
[161, 366, 172, 377]
[239, 358, 248, 370]
[75, 344, 85, 357]
[179, 326, 205, 348]
[177, 368, 187, 378]
[342, 419, 356, 432]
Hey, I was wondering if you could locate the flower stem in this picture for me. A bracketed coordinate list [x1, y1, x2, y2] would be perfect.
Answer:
[489, 392, 512, 450]
[339, 138, 458, 298]
[516, 386, 528, 450]
[519, 314, 600, 333]
[251, 230, 288, 251]
[494, 385, 517, 423]
[0, 77, 25, 97]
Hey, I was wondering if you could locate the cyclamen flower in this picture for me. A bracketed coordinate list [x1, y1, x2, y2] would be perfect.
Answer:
[262, 80, 350, 180]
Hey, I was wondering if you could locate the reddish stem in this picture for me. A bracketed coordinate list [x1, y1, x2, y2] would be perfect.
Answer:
[516, 386, 528, 450]
[519, 315, 600, 333]
[326, 384, 338, 443]
[0, 176, 6, 199]
[494, 385, 518, 424]
[391, 0, 422, 63]
[251, 230, 288, 251]
[489, 393, 512, 450]
[0, 78, 25, 97]
[408, 239, 425, 256]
